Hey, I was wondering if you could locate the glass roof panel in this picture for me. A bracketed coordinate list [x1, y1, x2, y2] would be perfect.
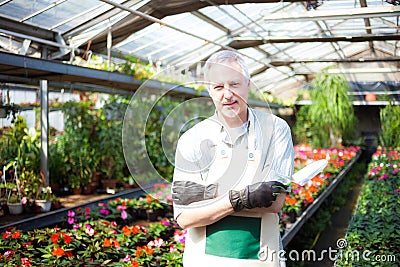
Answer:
[26, 0, 101, 30]
[0, 0, 50, 20]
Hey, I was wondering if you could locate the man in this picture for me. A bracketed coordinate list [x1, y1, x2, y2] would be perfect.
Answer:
[172, 50, 294, 266]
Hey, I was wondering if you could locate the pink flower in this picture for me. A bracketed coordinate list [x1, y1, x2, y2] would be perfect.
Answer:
[148, 238, 164, 248]
[21, 197, 27, 205]
[160, 219, 170, 226]
[174, 229, 186, 244]
[170, 244, 177, 252]
[121, 210, 128, 220]
[123, 255, 131, 262]
[392, 168, 398, 175]
[67, 210, 75, 217]
[100, 209, 110, 215]
[117, 205, 126, 211]
[85, 227, 94, 236]
[67, 217, 75, 225]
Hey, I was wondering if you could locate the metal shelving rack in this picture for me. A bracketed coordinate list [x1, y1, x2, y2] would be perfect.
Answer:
[0, 51, 282, 185]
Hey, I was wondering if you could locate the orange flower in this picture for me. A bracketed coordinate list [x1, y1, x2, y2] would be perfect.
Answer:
[12, 231, 21, 239]
[131, 260, 139, 267]
[132, 225, 140, 235]
[308, 185, 318, 193]
[145, 245, 154, 255]
[146, 195, 153, 204]
[104, 238, 111, 248]
[136, 246, 143, 257]
[112, 238, 120, 248]
[122, 226, 131, 236]
[52, 246, 65, 257]
[286, 197, 297, 206]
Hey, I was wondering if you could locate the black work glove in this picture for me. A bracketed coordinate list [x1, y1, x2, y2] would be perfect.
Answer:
[229, 181, 288, 212]
[172, 181, 217, 205]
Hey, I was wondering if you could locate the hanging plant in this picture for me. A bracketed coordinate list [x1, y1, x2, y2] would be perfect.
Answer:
[307, 67, 356, 148]
[0, 91, 19, 123]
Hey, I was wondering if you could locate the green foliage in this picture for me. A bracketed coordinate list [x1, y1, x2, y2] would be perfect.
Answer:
[379, 103, 400, 148]
[307, 68, 356, 148]
[286, 161, 366, 267]
[97, 96, 129, 180]
[293, 105, 313, 144]
[60, 100, 98, 188]
[336, 152, 400, 266]
[144, 97, 179, 182]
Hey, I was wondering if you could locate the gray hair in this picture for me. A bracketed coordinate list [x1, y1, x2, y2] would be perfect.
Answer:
[204, 50, 250, 82]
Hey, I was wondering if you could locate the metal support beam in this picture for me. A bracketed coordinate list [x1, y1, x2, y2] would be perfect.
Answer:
[191, 11, 231, 34]
[229, 34, 400, 48]
[263, 6, 400, 22]
[19, 39, 31, 55]
[40, 48, 49, 187]
[0, 16, 56, 41]
[40, 79, 49, 187]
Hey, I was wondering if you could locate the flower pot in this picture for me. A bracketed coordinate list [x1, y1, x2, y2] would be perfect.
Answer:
[365, 93, 376, 101]
[36, 200, 52, 212]
[0, 199, 6, 216]
[72, 187, 82, 195]
[0, 107, 7, 118]
[101, 179, 117, 189]
[83, 184, 95, 195]
[7, 202, 23, 215]
[146, 209, 161, 222]
[288, 210, 297, 223]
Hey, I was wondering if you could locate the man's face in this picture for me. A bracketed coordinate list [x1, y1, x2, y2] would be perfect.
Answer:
[207, 61, 250, 121]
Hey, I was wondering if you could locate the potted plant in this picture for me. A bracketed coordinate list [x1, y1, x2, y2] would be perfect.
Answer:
[137, 194, 165, 221]
[97, 97, 127, 189]
[0, 91, 19, 122]
[7, 190, 23, 215]
[61, 101, 97, 193]
[36, 186, 52, 212]
[303, 67, 356, 148]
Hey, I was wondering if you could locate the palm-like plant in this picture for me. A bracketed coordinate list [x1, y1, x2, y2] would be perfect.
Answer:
[308, 68, 356, 148]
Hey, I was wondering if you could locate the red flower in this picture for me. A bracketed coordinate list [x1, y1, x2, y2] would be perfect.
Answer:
[2, 232, 10, 239]
[62, 233, 72, 244]
[51, 233, 60, 244]
[131, 260, 139, 267]
[65, 251, 73, 258]
[52, 246, 65, 257]
[20, 257, 31, 267]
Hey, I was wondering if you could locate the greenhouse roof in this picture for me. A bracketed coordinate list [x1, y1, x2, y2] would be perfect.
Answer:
[0, 0, 399, 103]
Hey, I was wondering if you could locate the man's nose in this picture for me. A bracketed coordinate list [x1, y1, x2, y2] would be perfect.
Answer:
[223, 85, 233, 98]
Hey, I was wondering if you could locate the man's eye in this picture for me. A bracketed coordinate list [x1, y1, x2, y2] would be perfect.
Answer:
[213, 86, 224, 90]
[231, 83, 239, 87]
